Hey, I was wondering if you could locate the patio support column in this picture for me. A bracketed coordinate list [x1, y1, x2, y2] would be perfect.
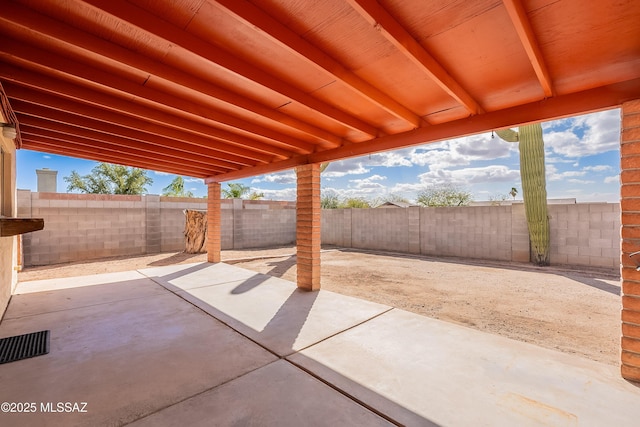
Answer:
[296, 163, 321, 291]
[207, 182, 222, 263]
[620, 99, 640, 381]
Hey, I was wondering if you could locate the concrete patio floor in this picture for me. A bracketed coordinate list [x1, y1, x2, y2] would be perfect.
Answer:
[1, 263, 639, 426]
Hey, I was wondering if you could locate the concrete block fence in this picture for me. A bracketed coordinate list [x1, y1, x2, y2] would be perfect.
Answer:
[18, 190, 620, 270]
[17, 191, 295, 266]
[321, 202, 621, 269]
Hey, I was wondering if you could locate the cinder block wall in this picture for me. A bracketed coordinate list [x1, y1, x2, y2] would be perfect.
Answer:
[19, 192, 146, 266]
[233, 200, 296, 249]
[18, 192, 296, 266]
[419, 206, 514, 261]
[549, 203, 620, 268]
[351, 208, 410, 252]
[18, 191, 620, 269]
[322, 203, 621, 269]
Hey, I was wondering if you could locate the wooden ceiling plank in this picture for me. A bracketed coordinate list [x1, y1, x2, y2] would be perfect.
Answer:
[209, 78, 640, 181]
[502, 0, 554, 97]
[0, 2, 342, 148]
[0, 64, 292, 160]
[20, 125, 228, 174]
[22, 133, 221, 176]
[83, 0, 380, 137]
[0, 39, 315, 155]
[7, 83, 273, 166]
[215, 0, 422, 128]
[347, 0, 483, 115]
[13, 105, 247, 170]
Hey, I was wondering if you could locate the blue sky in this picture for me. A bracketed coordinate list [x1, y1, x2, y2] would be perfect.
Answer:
[17, 109, 621, 203]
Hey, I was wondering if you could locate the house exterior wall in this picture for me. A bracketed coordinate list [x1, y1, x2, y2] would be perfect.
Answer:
[0, 124, 18, 319]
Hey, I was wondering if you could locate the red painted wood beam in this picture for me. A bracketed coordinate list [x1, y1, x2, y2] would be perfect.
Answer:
[7, 84, 272, 166]
[0, 64, 293, 161]
[82, 0, 380, 137]
[23, 139, 212, 178]
[22, 134, 220, 177]
[215, 0, 422, 128]
[347, 0, 484, 115]
[0, 39, 316, 155]
[207, 78, 640, 182]
[0, 1, 342, 148]
[14, 109, 244, 171]
[20, 125, 227, 174]
[502, 0, 555, 97]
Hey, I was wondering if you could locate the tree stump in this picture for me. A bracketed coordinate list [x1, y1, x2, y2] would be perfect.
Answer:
[183, 209, 207, 253]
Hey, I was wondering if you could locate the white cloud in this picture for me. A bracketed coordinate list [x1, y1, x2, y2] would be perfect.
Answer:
[154, 171, 170, 176]
[583, 165, 611, 172]
[544, 109, 620, 157]
[604, 175, 619, 184]
[349, 174, 386, 186]
[567, 178, 595, 184]
[418, 165, 520, 186]
[252, 187, 297, 201]
[252, 171, 296, 184]
[185, 177, 204, 183]
[43, 155, 51, 159]
[347, 175, 388, 194]
[323, 160, 370, 177]
[546, 164, 587, 181]
[367, 151, 413, 167]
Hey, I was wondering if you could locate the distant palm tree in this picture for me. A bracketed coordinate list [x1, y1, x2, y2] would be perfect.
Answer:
[222, 183, 250, 198]
[509, 187, 518, 200]
[222, 183, 263, 199]
[162, 176, 194, 197]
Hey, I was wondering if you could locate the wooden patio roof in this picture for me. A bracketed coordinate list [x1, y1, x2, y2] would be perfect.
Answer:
[1, 0, 639, 182]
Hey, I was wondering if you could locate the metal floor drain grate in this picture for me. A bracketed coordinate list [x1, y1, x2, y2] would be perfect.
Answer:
[0, 330, 50, 364]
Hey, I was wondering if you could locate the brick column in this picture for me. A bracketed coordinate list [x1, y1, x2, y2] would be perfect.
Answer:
[207, 183, 222, 263]
[620, 99, 640, 381]
[296, 164, 321, 291]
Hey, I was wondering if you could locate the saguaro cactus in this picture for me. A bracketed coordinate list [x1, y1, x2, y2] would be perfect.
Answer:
[496, 124, 550, 266]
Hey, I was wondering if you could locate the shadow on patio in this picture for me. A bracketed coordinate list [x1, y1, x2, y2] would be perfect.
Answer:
[1, 262, 639, 426]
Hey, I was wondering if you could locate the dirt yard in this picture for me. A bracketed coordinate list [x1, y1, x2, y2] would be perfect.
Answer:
[18, 247, 621, 366]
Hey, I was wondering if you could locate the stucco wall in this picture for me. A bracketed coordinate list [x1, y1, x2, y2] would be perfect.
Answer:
[0, 130, 18, 318]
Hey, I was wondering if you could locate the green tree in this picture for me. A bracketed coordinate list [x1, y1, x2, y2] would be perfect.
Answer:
[416, 184, 472, 207]
[321, 191, 340, 209]
[341, 197, 370, 208]
[222, 183, 251, 198]
[64, 163, 152, 195]
[496, 124, 550, 266]
[222, 183, 265, 199]
[162, 176, 194, 197]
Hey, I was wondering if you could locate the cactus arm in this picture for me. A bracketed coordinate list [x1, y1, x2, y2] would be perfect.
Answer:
[495, 128, 519, 142]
